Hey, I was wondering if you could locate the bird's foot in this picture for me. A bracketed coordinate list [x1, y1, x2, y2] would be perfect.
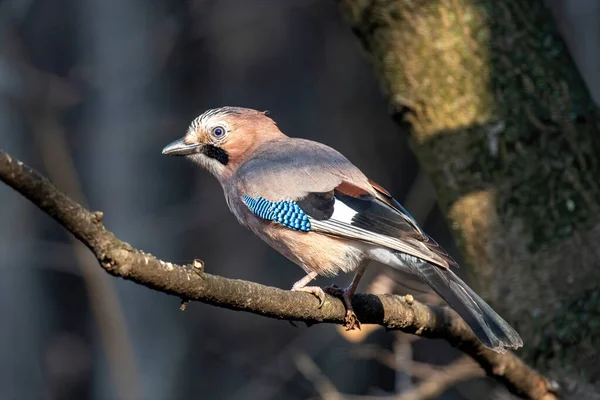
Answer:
[342, 309, 360, 331]
[324, 284, 361, 331]
[291, 285, 326, 308]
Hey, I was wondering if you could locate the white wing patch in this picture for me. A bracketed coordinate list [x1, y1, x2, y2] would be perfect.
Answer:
[330, 198, 357, 224]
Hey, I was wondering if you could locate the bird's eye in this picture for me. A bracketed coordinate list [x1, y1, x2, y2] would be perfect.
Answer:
[211, 126, 226, 139]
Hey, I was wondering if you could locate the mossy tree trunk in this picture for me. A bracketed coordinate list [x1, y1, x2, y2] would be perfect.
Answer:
[339, 0, 600, 393]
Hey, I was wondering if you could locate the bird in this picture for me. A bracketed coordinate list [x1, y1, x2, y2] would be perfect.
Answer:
[162, 106, 523, 353]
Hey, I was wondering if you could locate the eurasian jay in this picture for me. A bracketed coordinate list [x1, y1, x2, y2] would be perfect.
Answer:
[162, 106, 523, 353]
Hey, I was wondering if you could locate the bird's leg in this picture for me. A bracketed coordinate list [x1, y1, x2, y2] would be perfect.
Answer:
[325, 262, 368, 331]
[291, 271, 326, 308]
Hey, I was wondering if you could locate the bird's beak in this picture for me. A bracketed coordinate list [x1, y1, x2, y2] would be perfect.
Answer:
[162, 137, 202, 156]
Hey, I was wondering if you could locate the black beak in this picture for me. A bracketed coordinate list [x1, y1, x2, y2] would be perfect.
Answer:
[162, 138, 202, 156]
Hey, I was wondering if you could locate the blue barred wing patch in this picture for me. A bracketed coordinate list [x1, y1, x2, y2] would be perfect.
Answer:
[242, 195, 311, 232]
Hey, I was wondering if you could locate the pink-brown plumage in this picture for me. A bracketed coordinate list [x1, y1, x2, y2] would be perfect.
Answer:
[250, 222, 364, 277]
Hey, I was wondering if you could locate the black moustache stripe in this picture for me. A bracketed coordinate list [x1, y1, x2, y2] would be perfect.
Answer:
[202, 144, 229, 165]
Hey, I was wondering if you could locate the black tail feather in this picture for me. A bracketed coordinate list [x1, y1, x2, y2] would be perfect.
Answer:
[402, 258, 523, 352]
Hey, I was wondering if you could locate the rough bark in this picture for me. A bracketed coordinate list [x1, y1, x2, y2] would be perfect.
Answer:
[339, 0, 600, 395]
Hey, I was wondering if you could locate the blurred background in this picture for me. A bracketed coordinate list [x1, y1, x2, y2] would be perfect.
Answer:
[0, 1, 598, 399]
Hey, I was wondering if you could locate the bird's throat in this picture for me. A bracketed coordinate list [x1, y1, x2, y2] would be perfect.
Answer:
[202, 144, 229, 165]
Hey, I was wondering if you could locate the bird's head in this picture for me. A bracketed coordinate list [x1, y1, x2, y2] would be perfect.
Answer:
[162, 107, 284, 181]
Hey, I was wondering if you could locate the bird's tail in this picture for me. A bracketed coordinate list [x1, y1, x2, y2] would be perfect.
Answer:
[397, 254, 523, 352]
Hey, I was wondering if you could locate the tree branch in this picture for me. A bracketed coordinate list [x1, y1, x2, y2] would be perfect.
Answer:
[0, 150, 557, 400]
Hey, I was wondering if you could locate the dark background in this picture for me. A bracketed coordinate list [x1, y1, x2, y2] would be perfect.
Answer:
[0, 1, 598, 399]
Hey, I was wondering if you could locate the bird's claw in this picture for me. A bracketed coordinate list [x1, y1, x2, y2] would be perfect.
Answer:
[314, 287, 325, 308]
[344, 310, 361, 331]
[291, 285, 326, 308]
[324, 285, 361, 331]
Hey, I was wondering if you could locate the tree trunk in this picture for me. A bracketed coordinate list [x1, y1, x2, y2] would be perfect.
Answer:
[339, 0, 600, 394]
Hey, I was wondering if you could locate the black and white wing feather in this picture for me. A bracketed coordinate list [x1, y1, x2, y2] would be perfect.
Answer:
[303, 184, 458, 270]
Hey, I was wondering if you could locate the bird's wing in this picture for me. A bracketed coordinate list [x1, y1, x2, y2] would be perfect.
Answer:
[309, 182, 458, 269]
[236, 138, 457, 269]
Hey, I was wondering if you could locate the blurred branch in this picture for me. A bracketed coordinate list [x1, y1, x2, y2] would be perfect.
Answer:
[31, 109, 140, 400]
[0, 150, 557, 400]
[351, 345, 446, 381]
[296, 351, 482, 400]
[391, 356, 483, 400]
[295, 352, 344, 400]
[392, 333, 415, 393]
[231, 319, 339, 400]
